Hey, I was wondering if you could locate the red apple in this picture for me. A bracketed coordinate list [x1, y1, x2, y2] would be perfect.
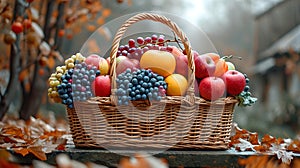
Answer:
[199, 77, 225, 101]
[194, 54, 216, 79]
[116, 58, 140, 75]
[92, 75, 111, 97]
[175, 54, 188, 77]
[85, 54, 101, 69]
[222, 70, 246, 96]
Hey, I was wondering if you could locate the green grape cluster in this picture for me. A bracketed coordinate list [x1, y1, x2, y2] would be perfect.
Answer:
[48, 53, 85, 103]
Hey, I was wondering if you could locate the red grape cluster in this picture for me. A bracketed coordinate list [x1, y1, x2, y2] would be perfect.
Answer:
[117, 34, 173, 60]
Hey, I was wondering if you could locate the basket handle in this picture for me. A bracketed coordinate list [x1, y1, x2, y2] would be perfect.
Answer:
[109, 13, 195, 105]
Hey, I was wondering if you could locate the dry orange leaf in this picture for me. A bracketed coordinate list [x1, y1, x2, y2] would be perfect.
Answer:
[18, 70, 28, 82]
[249, 132, 259, 145]
[86, 24, 96, 32]
[102, 8, 111, 17]
[261, 134, 277, 148]
[25, 82, 31, 93]
[38, 68, 45, 76]
[72, 26, 81, 34]
[47, 57, 56, 69]
[287, 140, 300, 153]
[96, 17, 105, 25]
[80, 14, 88, 22]
[28, 146, 47, 161]
[13, 148, 29, 156]
[1, 126, 23, 137]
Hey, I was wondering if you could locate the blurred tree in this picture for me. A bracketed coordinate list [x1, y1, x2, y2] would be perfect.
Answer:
[0, 0, 117, 120]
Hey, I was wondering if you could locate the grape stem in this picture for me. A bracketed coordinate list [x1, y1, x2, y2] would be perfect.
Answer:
[221, 55, 242, 60]
[137, 31, 184, 51]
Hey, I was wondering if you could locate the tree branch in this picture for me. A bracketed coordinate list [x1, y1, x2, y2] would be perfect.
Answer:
[0, 44, 20, 120]
[19, 0, 55, 120]
[54, 1, 65, 51]
[43, 0, 55, 42]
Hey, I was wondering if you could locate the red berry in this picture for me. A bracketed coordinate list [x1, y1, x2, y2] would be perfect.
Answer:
[128, 39, 135, 48]
[58, 29, 65, 37]
[144, 37, 151, 44]
[11, 21, 23, 34]
[26, 0, 34, 2]
[136, 37, 144, 45]
[23, 19, 32, 29]
[151, 34, 158, 41]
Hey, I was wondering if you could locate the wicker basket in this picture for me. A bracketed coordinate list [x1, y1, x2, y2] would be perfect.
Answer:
[67, 13, 238, 150]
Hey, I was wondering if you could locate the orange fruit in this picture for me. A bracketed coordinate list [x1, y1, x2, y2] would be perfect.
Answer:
[140, 50, 176, 77]
[214, 59, 228, 77]
[164, 74, 188, 96]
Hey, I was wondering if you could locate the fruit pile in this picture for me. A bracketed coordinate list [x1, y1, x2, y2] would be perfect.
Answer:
[111, 34, 256, 106]
[48, 34, 256, 107]
[48, 53, 101, 108]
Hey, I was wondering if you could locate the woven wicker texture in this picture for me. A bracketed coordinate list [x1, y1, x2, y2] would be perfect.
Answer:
[67, 12, 238, 150]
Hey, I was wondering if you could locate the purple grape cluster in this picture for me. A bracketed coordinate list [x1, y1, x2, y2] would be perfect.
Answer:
[72, 62, 100, 102]
[116, 68, 167, 105]
[57, 69, 74, 108]
[117, 34, 173, 60]
[56, 61, 101, 108]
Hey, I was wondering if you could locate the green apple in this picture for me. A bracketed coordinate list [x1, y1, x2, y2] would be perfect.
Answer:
[226, 61, 235, 70]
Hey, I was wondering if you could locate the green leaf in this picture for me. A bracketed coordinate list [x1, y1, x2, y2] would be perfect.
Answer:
[236, 91, 257, 107]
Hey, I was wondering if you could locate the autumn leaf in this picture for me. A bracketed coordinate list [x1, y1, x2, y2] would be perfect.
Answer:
[1, 126, 23, 138]
[230, 123, 300, 165]
[28, 146, 47, 161]
[261, 134, 277, 148]
[13, 147, 29, 156]
[0, 115, 69, 160]
[287, 139, 300, 153]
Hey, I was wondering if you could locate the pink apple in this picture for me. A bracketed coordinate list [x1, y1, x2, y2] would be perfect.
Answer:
[199, 77, 225, 101]
[222, 70, 246, 96]
[170, 46, 183, 57]
[116, 56, 128, 65]
[175, 54, 188, 77]
[85, 54, 102, 69]
[106, 57, 110, 64]
[194, 54, 216, 79]
[116, 58, 140, 75]
[92, 75, 111, 97]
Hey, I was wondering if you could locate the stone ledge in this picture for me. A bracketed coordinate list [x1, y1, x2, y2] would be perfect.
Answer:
[9, 147, 300, 167]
